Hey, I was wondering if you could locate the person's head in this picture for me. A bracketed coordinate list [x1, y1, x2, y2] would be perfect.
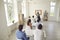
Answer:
[29, 16, 31, 18]
[27, 19, 32, 28]
[37, 19, 40, 22]
[27, 19, 32, 26]
[32, 15, 34, 18]
[37, 12, 39, 15]
[38, 24, 42, 30]
[18, 25, 23, 31]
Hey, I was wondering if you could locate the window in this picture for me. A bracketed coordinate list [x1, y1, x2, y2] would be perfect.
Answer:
[50, 2, 56, 16]
[4, 0, 18, 26]
[22, 0, 26, 18]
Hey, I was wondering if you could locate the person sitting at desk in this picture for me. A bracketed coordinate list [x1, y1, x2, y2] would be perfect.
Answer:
[16, 25, 29, 40]
[33, 24, 46, 40]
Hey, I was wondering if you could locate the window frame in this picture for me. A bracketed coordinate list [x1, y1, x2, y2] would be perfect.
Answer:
[4, 0, 18, 26]
[50, 1, 56, 16]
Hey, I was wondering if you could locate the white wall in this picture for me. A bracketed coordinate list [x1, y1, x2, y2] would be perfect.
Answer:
[0, 0, 8, 40]
[26, 0, 58, 21]
[0, 0, 18, 40]
[18, 0, 60, 21]
[56, 0, 60, 22]
[8, 23, 18, 36]
[28, 0, 50, 20]
[29, 0, 50, 16]
[26, 0, 30, 18]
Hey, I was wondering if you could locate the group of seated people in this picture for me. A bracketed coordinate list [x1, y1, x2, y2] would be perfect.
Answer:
[16, 15, 46, 40]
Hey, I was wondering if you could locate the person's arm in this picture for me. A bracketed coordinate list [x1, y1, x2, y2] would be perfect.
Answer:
[22, 33, 29, 40]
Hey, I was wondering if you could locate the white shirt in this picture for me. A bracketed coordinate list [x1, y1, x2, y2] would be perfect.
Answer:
[32, 22, 41, 29]
[31, 18, 35, 23]
[25, 25, 33, 36]
[33, 29, 43, 40]
[25, 25, 31, 30]
[33, 29, 46, 40]
[35, 16, 37, 22]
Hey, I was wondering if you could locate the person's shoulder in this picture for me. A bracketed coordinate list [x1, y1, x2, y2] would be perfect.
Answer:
[22, 31, 26, 36]
[22, 31, 25, 34]
[36, 29, 42, 32]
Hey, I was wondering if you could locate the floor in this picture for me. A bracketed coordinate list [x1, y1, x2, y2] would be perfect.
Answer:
[9, 21, 60, 40]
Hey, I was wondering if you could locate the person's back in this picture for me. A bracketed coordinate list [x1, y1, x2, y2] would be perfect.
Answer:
[16, 25, 28, 40]
[33, 24, 44, 40]
[16, 30, 26, 39]
[35, 19, 41, 28]
[33, 29, 43, 40]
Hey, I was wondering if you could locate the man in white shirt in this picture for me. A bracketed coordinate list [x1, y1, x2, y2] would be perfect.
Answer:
[31, 15, 36, 23]
[32, 19, 41, 29]
[33, 24, 46, 40]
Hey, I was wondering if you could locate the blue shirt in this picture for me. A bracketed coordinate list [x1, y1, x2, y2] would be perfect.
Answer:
[16, 30, 28, 40]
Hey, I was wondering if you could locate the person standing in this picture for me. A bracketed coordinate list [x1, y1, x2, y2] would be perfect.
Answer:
[35, 12, 41, 22]
[31, 15, 36, 23]
[25, 19, 33, 36]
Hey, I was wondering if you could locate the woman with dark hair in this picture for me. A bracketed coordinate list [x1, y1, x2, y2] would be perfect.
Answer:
[27, 19, 32, 29]
[25, 19, 33, 36]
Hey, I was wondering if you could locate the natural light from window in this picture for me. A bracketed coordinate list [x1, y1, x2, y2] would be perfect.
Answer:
[4, 0, 18, 26]
[22, 0, 26, 18]
[50, 2, 56, 16]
